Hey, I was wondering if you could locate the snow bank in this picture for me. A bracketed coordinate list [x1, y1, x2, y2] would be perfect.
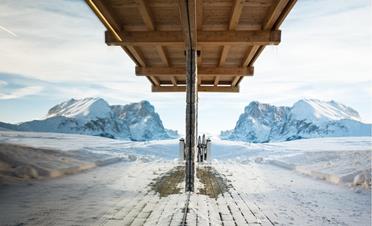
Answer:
[211, 137, 372, 189]
[0, 131, 179, 184]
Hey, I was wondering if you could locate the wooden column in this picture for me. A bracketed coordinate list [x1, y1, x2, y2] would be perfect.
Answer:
[185, 49, 197, 192]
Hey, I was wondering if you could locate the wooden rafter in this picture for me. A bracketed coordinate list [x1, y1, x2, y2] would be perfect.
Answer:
[135, 0, 155, 30]
[274, 0, 297, 29]
[219, 0, 245, 86]
[106, 30, 281, 46]
[136, 66, 254, 76]
[170, 76, 178, 86]
[240, 0, 295, 75]
[152, 85, 239, 92]
[229, 0, 245, 30]
[86, 0, 296, 93]
[135, 0, 171, 72]
[87, 0, 148, 68]
[196, 0, 203, 30]
[149, 76, 160, 86]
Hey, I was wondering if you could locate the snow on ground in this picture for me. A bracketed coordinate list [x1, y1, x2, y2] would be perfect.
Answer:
[214, 161, 371, 226]
[0, 131, 371, 225]
[0, 131, 179, 159]
[0, 131, 179, 184]
[211, 137, 372, 188]
[0, 160, 178, 226]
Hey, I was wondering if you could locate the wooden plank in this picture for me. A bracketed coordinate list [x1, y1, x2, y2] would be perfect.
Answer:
[152, 85, 239, 92]
[136, 66, 254, 76]
[106, 30, 281, 46]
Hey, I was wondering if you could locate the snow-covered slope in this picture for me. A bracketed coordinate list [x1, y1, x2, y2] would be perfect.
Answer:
[46, 97, 112, 121]
[291, 99, 361, 123]
[0, 98, 177, 141]
[221, 99, 372, 143]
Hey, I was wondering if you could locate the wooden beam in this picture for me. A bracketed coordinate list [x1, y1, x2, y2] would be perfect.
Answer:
[263, 0, 288, 30]
[115, 1, 272, 8]
[178, 0, 197, 48]
[106, 30, 281, 46]
[135, 0, 155, 30]
[197, 47, 202, 65]
[136, 66, 254, 76]
[156, 46, 170, 66]
[219, 45, 231, 66]
[149, 76, 160, 86]
[219, 0, 244, 68]
[135, 0, 171, 67]
[86, 0, 147, 67]
[229, 0, 245, 30]
[214, 76, 220, 86]
[242, 46, 260, 66]
[240, 0, 296, 71]
[86, 0, 122, 40]
[274, 0, 297, 29]
[152, 85, 239, 92]
[127, 46, 146, 67]
[196, 0, 203, 30]
[231, 76, 241, 86]
[248, 45, 265, 66]
[170, 76, 178, 86]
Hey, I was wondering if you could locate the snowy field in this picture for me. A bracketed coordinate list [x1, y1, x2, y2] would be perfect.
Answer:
[0, 131, 371, 225]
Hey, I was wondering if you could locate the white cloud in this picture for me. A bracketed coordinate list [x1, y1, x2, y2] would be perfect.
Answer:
[0, 80, 8, 86]
[0, 86, 43, 100]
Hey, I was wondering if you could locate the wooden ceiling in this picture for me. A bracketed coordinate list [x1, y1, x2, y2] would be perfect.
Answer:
[86, 0, 296, 92]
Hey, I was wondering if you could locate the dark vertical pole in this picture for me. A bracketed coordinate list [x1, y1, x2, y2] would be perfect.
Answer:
[185, 49, 197, 192]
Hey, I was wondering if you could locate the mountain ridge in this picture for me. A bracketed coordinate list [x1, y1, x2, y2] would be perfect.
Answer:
[0, 98, 178, 141]
[221, 99, 371, 143]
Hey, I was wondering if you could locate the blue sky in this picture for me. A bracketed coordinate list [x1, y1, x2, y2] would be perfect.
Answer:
[0, 0, 371, 135]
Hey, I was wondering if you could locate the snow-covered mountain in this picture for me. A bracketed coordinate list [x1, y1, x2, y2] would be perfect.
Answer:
[0, 98, 178, 141]
[220, 99, 371, 143]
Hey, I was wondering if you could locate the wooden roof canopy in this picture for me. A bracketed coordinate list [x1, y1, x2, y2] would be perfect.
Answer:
[86, 0, 296, 92]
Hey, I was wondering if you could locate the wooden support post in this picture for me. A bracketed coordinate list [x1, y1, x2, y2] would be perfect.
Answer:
[185, 49, 197, 192]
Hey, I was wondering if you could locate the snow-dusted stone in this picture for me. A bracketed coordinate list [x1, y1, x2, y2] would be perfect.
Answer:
[14, 165, 38, 179]
[254, 157, 263, 163]
[353, 173, 366, 186]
